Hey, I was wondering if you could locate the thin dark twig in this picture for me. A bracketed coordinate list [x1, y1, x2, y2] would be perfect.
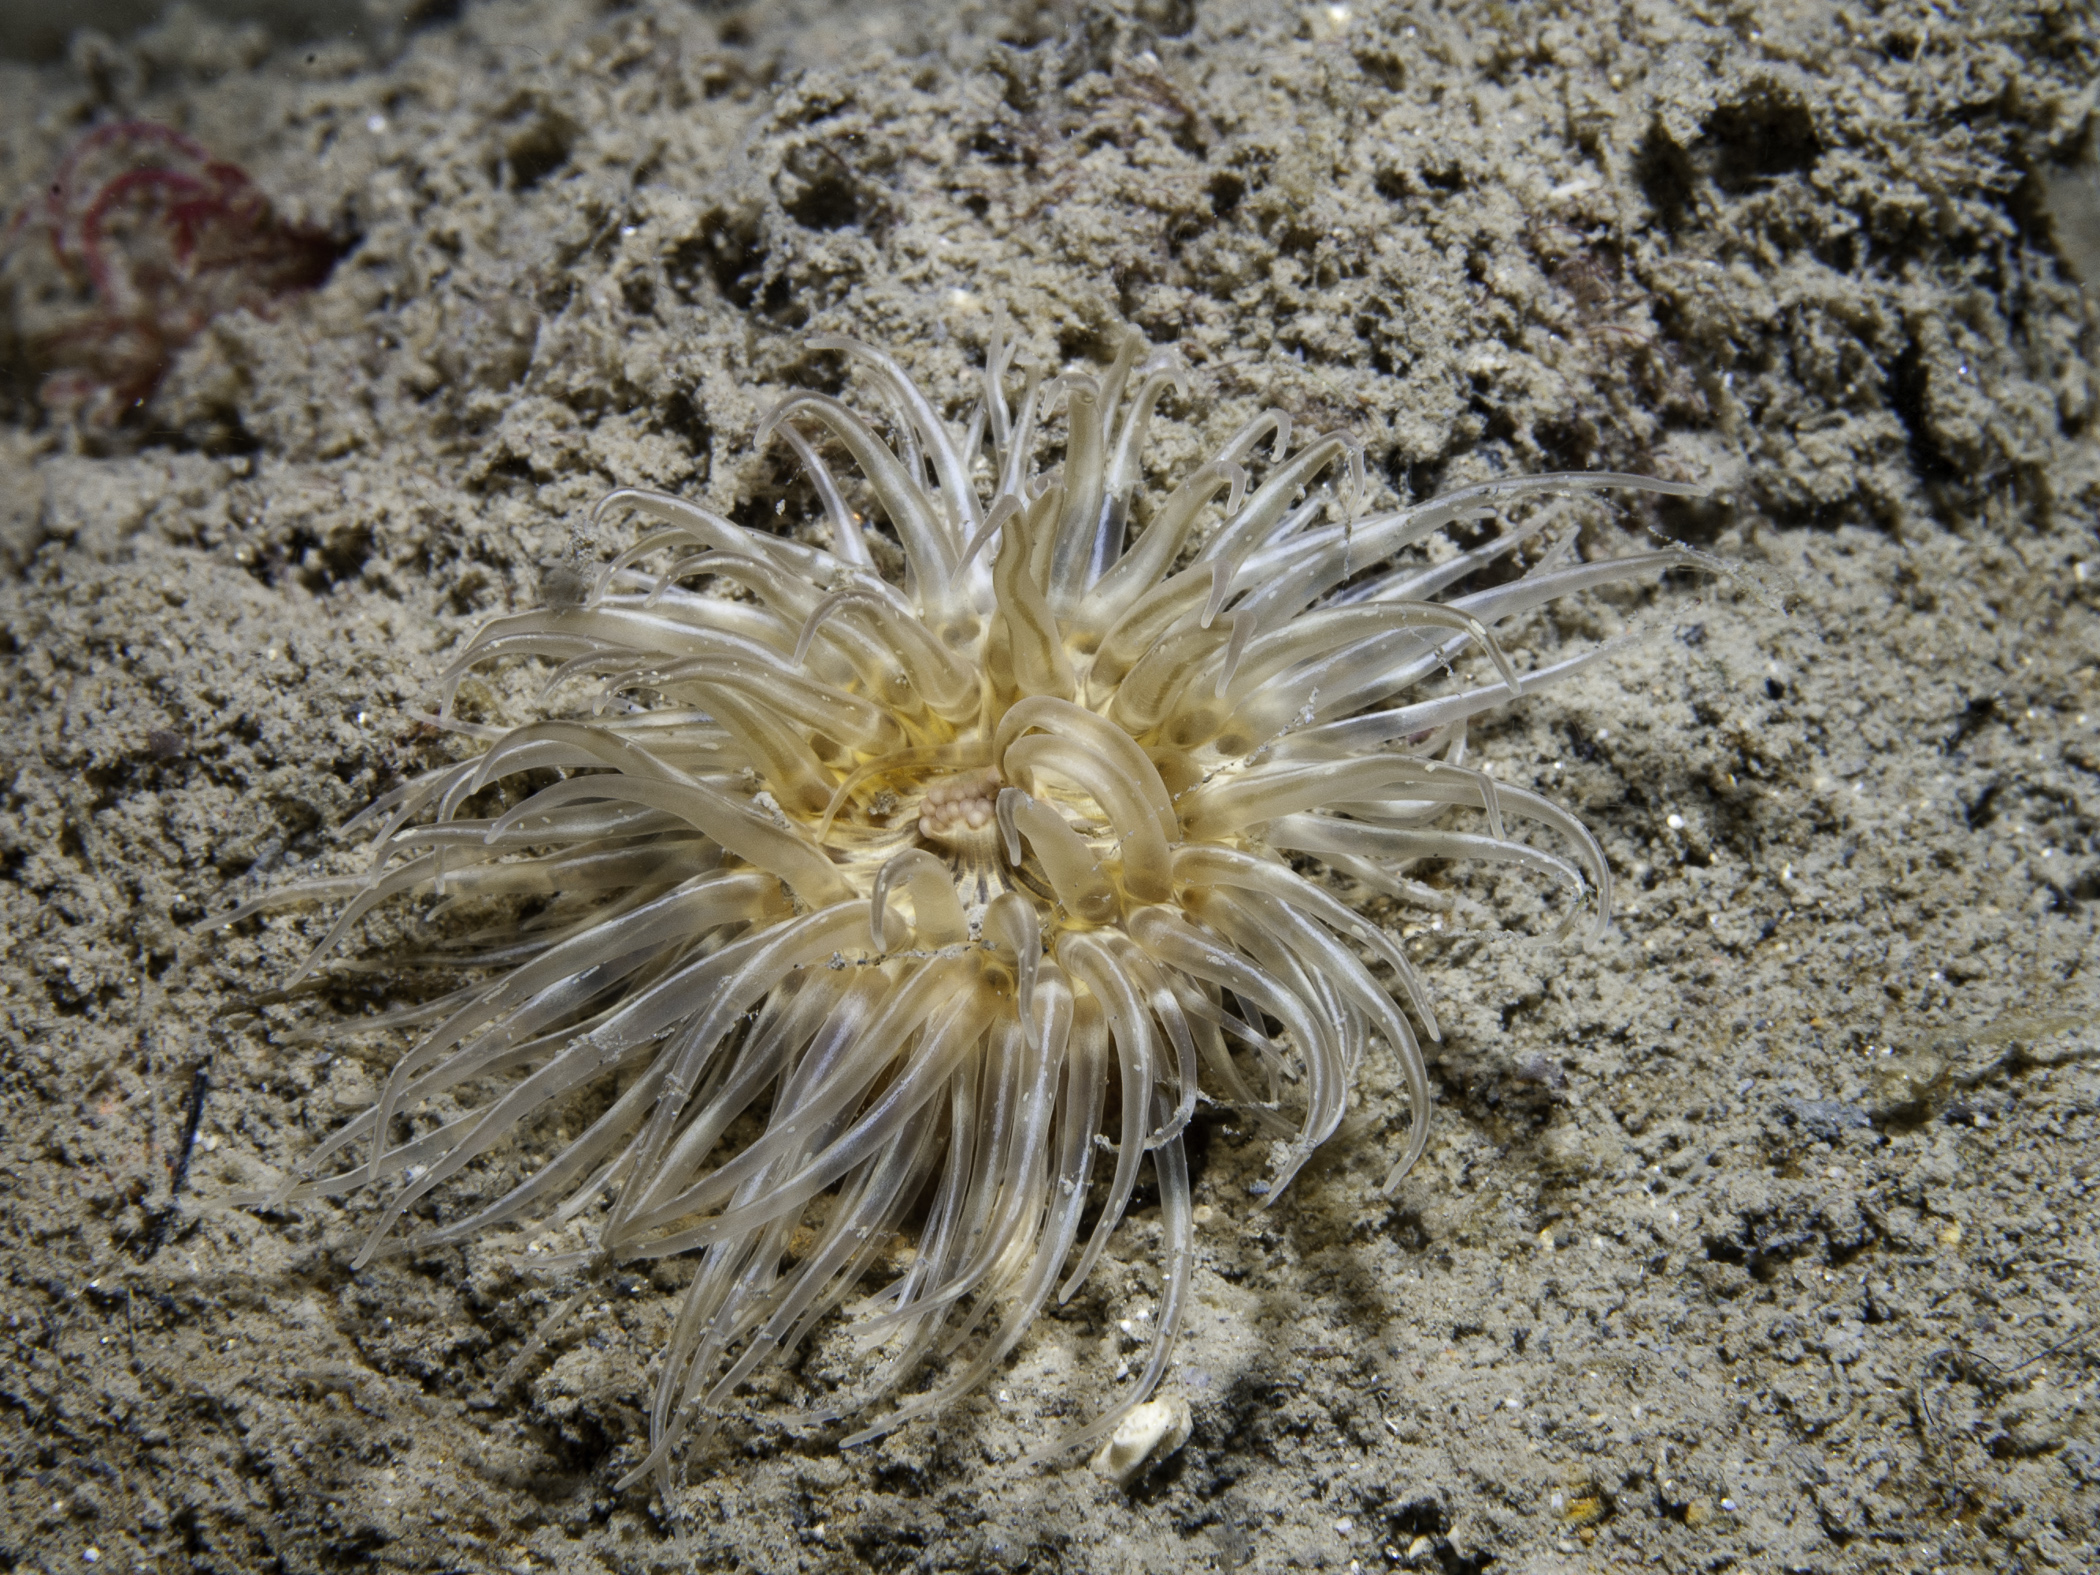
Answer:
[1980, 1321, 2096, 1378]
[1915, 1346, 1960, 1437]
[169, 1067, 211, 1197]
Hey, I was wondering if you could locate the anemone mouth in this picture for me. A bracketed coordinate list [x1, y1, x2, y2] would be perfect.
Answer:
[213, 319, 1705, 1494]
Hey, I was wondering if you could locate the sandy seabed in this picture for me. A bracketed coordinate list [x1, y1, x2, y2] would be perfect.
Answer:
[2, 1, 2098, 1571]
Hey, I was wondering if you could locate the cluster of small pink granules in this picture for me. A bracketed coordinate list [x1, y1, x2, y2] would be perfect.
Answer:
[4, 121, 340, 426]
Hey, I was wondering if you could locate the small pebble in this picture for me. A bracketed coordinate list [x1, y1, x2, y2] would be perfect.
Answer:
[1089, 1394, 1192, 1487]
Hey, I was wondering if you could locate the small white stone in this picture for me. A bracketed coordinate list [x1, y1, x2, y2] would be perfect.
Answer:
[1089, 1394, 1192, 1487]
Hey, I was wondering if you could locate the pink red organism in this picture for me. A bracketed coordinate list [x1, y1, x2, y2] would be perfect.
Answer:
[4, 121, 340, 426]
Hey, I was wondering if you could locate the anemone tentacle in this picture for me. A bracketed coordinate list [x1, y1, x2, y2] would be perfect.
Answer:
[218, 324, 1705, 1496]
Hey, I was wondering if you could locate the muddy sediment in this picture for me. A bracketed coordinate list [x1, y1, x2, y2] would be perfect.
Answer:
[1, 2, 2096, 1570]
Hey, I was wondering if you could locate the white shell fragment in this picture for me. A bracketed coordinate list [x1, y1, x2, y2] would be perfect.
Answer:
[1089, 1394, 1193, 1487]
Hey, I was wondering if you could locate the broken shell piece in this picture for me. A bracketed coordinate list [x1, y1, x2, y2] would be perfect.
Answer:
[1089, 1394, 1192, 1487]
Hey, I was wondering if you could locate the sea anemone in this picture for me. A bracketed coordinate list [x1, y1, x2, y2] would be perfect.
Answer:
[218, 322, 1700, 1497]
